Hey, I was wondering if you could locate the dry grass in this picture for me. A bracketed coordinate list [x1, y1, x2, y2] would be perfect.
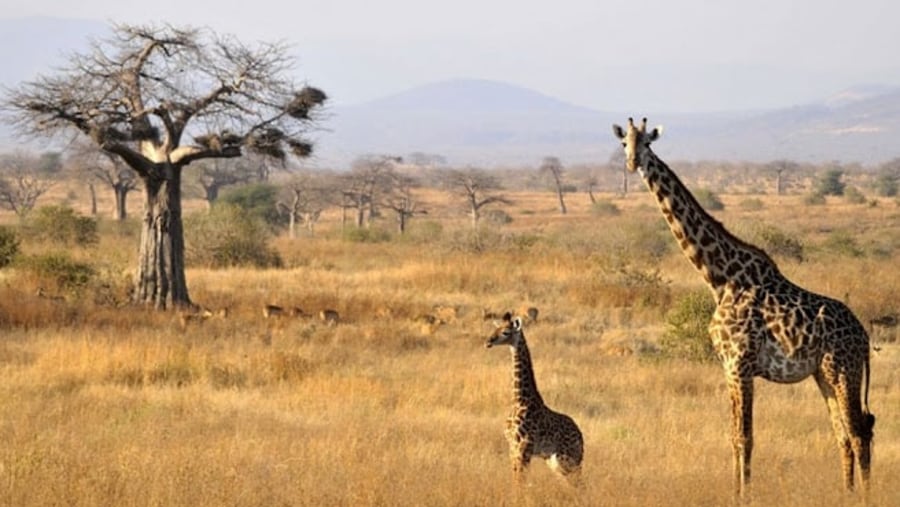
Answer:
[1, 188, 899, 506]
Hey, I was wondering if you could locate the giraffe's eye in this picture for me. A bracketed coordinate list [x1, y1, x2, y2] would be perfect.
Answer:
[621, 142, 626, 147]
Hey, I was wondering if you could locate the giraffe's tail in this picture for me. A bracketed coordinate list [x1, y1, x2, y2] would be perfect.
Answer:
[863, 349, 875, 439]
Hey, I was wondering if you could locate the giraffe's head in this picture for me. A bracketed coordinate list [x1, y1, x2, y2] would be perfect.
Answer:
[485, 312, 524, 348]
[612, 117, 663, 172]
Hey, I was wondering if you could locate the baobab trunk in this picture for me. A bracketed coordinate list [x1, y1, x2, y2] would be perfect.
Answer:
[132, 163, 192, 309]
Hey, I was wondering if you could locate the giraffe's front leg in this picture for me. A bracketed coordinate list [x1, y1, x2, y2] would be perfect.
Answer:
[507, 430, 532, 485]
[727, 373, 754, 498]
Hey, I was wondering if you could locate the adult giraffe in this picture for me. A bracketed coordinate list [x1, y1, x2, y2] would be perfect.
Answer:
[613, 117, 874, 498]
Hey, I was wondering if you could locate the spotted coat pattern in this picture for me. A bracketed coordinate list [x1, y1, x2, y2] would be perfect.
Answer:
[486, 313, 583, 485]
[613, 117, 874, 498]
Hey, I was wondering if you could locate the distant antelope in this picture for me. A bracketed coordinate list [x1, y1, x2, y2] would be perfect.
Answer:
[319, 309, 340, 326]
[482, 308, 504, 321]
[517, 305, 539, 323]
[263, 304, 285, 318]
[432, 304, 459, 323]
[35, 287, 65, 302]
[415, 313, 445, 335]
[264, 304, 306, 319]
[869, 313, 898, 347]
[178, 307, 214, 328]
[869, 313, 898, 329]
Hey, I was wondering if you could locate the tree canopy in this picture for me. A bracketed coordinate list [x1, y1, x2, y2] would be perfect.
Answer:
[2, 22, 327, 309]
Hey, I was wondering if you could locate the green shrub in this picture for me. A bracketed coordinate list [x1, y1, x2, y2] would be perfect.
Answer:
[738, 198, 764, 211]
[25, 205, 98, 247]
[0, 226, 20, 268]
[804, 192, 827, 206]
[815, 169, 846, 196]
[660, 290, 717, 362]
[736, 223, 804, 262]
[822, 231, 863, 258]
[693, 188, 724, 211]
[17, 252, 95, 290]
[219, 183, 283, 230]
[343, 227, 392, 243]
[185, 204, 282, 268]
[873, 171, 898, 197]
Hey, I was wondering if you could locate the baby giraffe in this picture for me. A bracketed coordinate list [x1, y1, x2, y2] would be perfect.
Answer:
[486, 312, 584, 485]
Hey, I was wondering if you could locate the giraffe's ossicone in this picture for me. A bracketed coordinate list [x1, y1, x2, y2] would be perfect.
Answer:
[613, 117, 875, 498]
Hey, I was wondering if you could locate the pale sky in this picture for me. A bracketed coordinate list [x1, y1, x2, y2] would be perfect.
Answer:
[4, 0, 900, 112]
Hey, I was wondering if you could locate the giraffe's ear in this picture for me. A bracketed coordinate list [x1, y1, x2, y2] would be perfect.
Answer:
[647, 125, 664, 141]
[612, 124, 626, 139]
[512, 316, 523, 331]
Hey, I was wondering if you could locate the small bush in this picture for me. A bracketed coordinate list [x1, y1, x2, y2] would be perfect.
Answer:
[873, 171, 898, 197]
[17, 252, 95, 290]
[804, 192, 827, 206]
[737, 223, 804, 262]
[219, 183, 283, 230]
[343, 227, 392, 243]
[591, 199, 621, 216]
[660, 290, 717, 362]
[484, 209, 513, 225]
[185, 204, 282, 268]
[822, 231, 864, 258]
[0, 226, 20, 268]
[693, 188, 724, 211]
[25, 205, 98, 247]
[738, 198, 764, 211]
[843, 186, 867, 204]
[815, 169, 845, 196]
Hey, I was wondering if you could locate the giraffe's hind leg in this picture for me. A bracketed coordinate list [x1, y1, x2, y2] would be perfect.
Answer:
[814, 371, 871, 491]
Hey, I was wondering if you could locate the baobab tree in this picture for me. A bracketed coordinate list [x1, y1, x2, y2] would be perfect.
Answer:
[2, 23, 326, 309]
[539, 156, 567, 214]
[768, 159, 798, 196]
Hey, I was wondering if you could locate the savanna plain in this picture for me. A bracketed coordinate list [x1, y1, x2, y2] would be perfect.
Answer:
[1, 174, 899, 507]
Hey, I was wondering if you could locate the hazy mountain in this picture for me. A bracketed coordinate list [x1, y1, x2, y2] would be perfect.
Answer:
[317, 79, 618, 167]
[316, 81, 900, 166]
[2, 17, 899, 167]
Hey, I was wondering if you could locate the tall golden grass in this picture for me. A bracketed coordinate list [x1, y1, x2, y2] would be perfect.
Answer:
[1, 187, 899, 506]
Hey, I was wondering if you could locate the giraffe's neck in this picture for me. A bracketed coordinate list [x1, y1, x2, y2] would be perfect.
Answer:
[510, 338, 544, 408]
[639, 152, 780, 299]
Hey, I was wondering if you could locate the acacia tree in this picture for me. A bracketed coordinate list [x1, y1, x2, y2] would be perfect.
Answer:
[0, 150, 59, 218]
[444, 168, 511, 229]
[3, 23, 326, 309]
[339, 155, 400, 229]
[277, 170, 335, 238]
[382, 171, 426, 234]
[193, 157, 259, 206]
[539, 156, 567, 215]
